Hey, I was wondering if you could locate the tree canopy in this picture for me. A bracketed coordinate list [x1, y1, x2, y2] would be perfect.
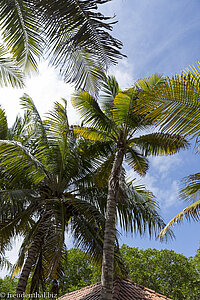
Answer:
[1, 246, 197, 300]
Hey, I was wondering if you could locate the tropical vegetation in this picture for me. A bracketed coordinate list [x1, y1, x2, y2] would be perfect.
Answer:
[2, 245, 200, 300]
[0, 95, 170, 299]
[72, 74, 188, 300]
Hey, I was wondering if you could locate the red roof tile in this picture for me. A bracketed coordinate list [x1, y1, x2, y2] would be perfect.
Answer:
[58, 278, 172, 300]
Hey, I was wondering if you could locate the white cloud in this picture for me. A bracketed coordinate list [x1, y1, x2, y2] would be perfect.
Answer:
[0, 61, 80, 126]
[151, 155, 181, 178]
[0, 237, 23, 278]
[109, 58, 135, 89]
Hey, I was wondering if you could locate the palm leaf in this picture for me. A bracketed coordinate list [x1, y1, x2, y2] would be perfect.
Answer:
[180, 173, 200, 202]
[159, 200, 200, 239]
[112, 92, 133, 125]
[137, 73, 200, 137]
[45, 99, 69, 138]
[94, 154, 115, 188]
[0, 255, 12, 271]
[135, 73, 165, 92]
[0, 106, 8, 139]
[130, 133, 189, 156]
[41, 0, 123, 91]
[117, 181, 174, 240]
[7, 112, 31, 144]
[125, 147, 149, 176]
[0, 0, 42, 71]
[0, 44, 24, 87]
[20, 94, 47, 139]
[0, 140, 50, 184]
[73, 126, 111, 142]
[49, 45, 105, 96]
[101, 75, 121, 116]
[72, 91, 115, 131]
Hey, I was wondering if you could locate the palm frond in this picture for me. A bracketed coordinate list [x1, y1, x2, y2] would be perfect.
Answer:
[0, 140, 50, 184]
[45, 99, 69, 135]
[94, 154, 115, 188]
[73, 126, 111, 142]
[0, 106, 8, 139]
[0, 254, 12, 271]
[136, 73, 200, 137]
[180, 173, 200, 202]
[135, 73, 165, 92]
[72, 90, 114, 131]
[8, 111, 31, 144]
[41, 0, 123, 91]
[125, 147, 149, 176]
[0, 44, 24, 87]
[101, 75, 121, 116]
[118, 181, 174, 240]
[0, 0, 42, 71]
[50, 46, 105, 96]
[20, 94, 47, 139]
[130, 133, 189, 156]
[112, 92, 133, 125]
[159, 200, 200, 239]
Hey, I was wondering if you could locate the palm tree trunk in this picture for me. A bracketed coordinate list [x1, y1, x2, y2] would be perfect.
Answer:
[100, 148, 124, 300]
[15, 232, 43, 299]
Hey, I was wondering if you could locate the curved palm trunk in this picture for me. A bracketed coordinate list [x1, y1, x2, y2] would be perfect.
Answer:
[100, 148, 124, 300]
[14, 220, 46, 300]
[15, 234, 43, 300]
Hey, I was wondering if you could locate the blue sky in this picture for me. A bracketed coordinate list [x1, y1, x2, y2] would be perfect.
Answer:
[0, 0, 200, 277]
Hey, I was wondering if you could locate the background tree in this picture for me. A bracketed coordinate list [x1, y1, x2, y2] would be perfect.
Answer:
[191, 243, 200, 275]
[121, 245, 200, 300]
[0, 276, 18, 299]
[0, 0, 124, 94]
[7, 246, 198, 300]
[62, 248, 100, 293]
[72, 74, 188, 300]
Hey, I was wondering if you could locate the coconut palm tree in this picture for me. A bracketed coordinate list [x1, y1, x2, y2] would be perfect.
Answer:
[0, 96, 113, 297]
[0, 0, 123, 94]
[0, 95, 169, 299]
[134, 63, 200, 237]
[72, 74, 188, 300]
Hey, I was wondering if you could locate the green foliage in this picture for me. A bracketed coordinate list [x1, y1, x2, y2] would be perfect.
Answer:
[191, 244, 200, 275]
[0, 276, 18, 298]
[121, 245, 200, 300]
[1, 245, 200, 299]
[45, 246, 200, 299]
[62, 249, 100, 293]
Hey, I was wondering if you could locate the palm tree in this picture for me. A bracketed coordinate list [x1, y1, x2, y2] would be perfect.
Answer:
[134, 63, 200, 237]
[72, 74, 188, 300]
[0, 96, 106, 297]
[0, 95, 168, 299]
[0, 0, 123, 94]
